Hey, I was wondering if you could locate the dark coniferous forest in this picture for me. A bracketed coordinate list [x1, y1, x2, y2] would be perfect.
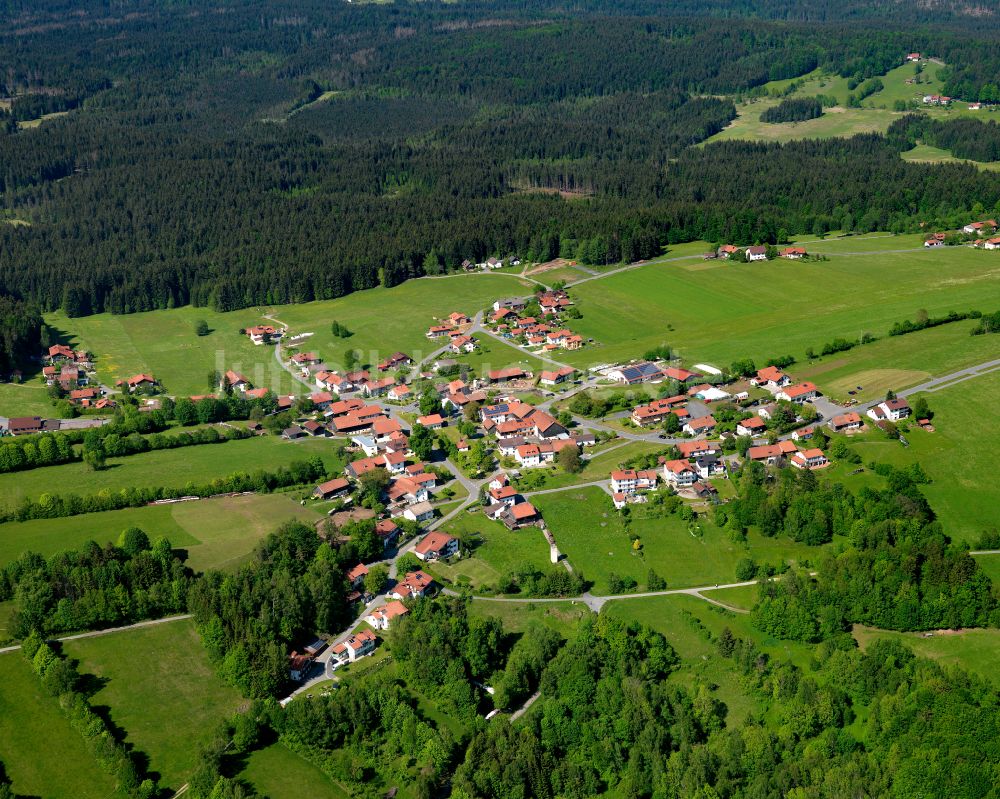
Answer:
[1, 0, 1000, 337]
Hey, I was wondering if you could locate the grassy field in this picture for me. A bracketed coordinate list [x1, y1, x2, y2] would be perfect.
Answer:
[436, 509, 553, 589]
[63, 618, 244, 791]
[853, 624, 1000, 687]
[533, 486, 830, 593]
[0, 654, 118, 798]
[0, 493, 320, 571]
[240, 743, 350, 798]
[467, 598, 590, 637]
[0, 380, 54, 417]
[440, 334, 547, 378]
[512, 440, 665, 494]
[795, 317, 1000, 402]
[901, 143, 1000, 172]
[0, 434, 343, 509]
[46, 274, 530, 397]
[829, 369, 1000, 544]
[561, 245, 1000, 372]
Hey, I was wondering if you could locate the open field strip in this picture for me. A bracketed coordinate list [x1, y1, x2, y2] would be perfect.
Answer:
[0, 655, 118, 798]
[0, 435, 342, 509]
[63, 618, 244, 791]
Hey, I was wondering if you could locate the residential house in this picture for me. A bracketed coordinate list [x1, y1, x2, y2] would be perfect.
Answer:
[414, 530, 459, 561]
[289, 652, 314, 681]
[119, 373, 157, 393]
[867, 398, 911, 422]
[427, 324, 453, 339]
[746, 245, 768, 261]
[718, 244, 741, 259]
[448, 312, 472, 327]
[663, 367, 700, 383]
[47, 344, 76, 362]
[631, 396, 688, 427]
[963, 220, 997, 234]
[246, 325, 280, 345]
[346, 563, 369, 589]
[402, 501, 434, 523]
[694, 454, 726, 479]
[538, 366, 577, 386]
[736, 417, 767, 438]
[417, 413, 445, 429]
[662, 459, 698, 487]
[610, 469, 659, 495]
[331, 630, 377, 664]
[790, 449, 829, 470]
[985, 237, 1000, 250]
[282, 425, 306, 440]
[310, 391, 334, 410]
[450, 335, 477, 354]
[390, 570, 434, 600]
[387, 384, 412, 402]
[776, 382, 818, 404]
[753, 366, 791, 389]
[364, 600, 410, 631]
[780, 247, 807, 259]
[501, 502, 540, 529]
[683, 415, 717, 436]
[488, 366, 528, 383]
[746, 440, 797, 465]
[829, 412, 864, 432]
[376, 519, 401, 550]
[378, 352, 412, 372]
[493, 297, 526, 312]
[223, 370, 251, 391]
[677, 440, 719, 458]
[792, 426, 815, 441]
[362, 377, 394, 397]
[3, 416, 45, 436]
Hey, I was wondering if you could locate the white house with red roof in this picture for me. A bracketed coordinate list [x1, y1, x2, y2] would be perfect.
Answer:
[246, 325, 281, 345]
[683, 415, 717, 436]
[390, 570, 434, 600]
[414, 530, 459, 561]
[790, 449, 829, 470]
[867, 398, 911, 422]
[753, 366, 791, 389]
[610, 469, 659, 495]
[662, 459, 698, 487]
[331, 630, 377, 665]
[829, 412, 864, 432]
[364, 600, 410, 631]
[736, 417, 767, 437]
[776, 382, 818, 404]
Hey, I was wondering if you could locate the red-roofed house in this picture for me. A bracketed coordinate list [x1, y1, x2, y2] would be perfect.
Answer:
[829, 412, 864, 432]
[790, 449, 829, 470]
[611, 469, 659, 495]
[736, 417, 767, 437]
[776, 382, 818, 403]
[364, 600, 410, 631]
[683, 415, 717, 436]
[753, 366, 791, 389]
[662, 459, 698, 487]
[331, 629, 377, 664]
[414, 530, 459, 561]
[346, 563, 369, 588]
[314, 477, 351, 500]
[390, 570, 434, 600]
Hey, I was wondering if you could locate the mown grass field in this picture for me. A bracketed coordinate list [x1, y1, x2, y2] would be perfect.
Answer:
[561, 245, 1000, 374]
[239, 743, 350, 798]
[63, 618, 244, 791]
[533, 487, 830, 593]
[0, 491, 322, 567]
[0, 435, 343, 509]
[853, 624, 1000, 687]
[829, 369, 1000, 544]
[46, 273, 530, 397]
[0, 380, 54, 417]
[467, 598, 590, 637]
[0, 653, 118, 798]
[901, 143, 1000, 172]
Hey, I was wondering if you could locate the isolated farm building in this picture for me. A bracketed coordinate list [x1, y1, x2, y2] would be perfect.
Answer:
[2, 416, 46, 436]
[746, 246, 768, 261]
[780, 247, 807, 259]
[282, 425, 306, 440]
[119, 373, 157, 392]
[718, 244, 741, 259]
[246, 325, 280, 345]
[963, 220, 997, 234]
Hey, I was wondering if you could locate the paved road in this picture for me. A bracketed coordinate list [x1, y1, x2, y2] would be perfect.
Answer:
[0, 613, 193, 656]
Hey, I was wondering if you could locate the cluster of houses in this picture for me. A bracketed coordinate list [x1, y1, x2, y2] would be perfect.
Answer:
[489, 291, 585, 352]
[461, 256, 520, 272]
[426, 312, 480, 354]
[712, 245, 807, 261]
[482, 473, 543, 529]
[41, 344, 117, 409]
[922, 94, 952, 106]
[926, 219, 1000, 249]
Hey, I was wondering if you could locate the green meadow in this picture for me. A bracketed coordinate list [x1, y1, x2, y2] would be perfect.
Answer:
[0, 380, 54, 417]
[0, 654, 118, 798]
[561, 245, 1000, 374]
[0, 493, 321, 572]
[437, 509, 553, 589]
[900, 143, 1000, 172]
[829, 369, 1000, 544]
[46, 273, 532, 397]
[239, 743, 351, 798]
[0, 434, 343, 509]
[533, 486, 830, 593]
[64, 619, 244, 791]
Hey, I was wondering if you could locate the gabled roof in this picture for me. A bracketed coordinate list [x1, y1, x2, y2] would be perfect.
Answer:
[415, 530, 457, 556]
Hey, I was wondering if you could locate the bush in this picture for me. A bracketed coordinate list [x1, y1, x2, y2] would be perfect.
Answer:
[735, 557, 758, 581]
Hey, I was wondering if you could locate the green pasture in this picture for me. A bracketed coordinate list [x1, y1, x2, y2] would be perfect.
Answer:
[561, 245, 1000, 372]
[0, 381, 54, 417]
[240, 743, 351, 798]
[63, 618, 244, 791]
[853, 624, 1000, 687]
[829, 370, 1000, 544]
[436, 509, 553, 589]
[0, 493, 321, 580]
[901, 143, 1000, 171]
[0, 434, 343, 509]
[46, 273, 528, 398]
[533, 487, 829, 593]
[0, 654, 118, 798]
[466, 599, 590, 637]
